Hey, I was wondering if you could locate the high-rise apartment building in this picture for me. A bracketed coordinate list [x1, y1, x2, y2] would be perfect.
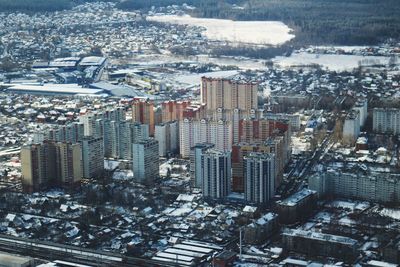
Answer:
[132, 99, 155, 136]
[47, 122, 84, 143]
[132, 139, 159, 185]
[55, 142, 82, 187]
[353, 99, 368, 127]
[239, 118, 270, 143]
[81, 137, 104, 179]
[190, 143, 214, 188]
[309, 170, 400, 204]
[201, 77, 258, 111]
[244, 152, 275, 204]
[232, 136, 289, 193]
[21, 142, 56, 192]
[373, 108, 400, 135]
[102, 121, 149, 159]
[21, 141, 82, 192]
[179, 118, 232, 158]
[343, 110, 360, 145]
[80, 107, 126, 137]
[161, 100, 191, 122]
[201, 149, 231, 199]
[155, 121, 179, 157]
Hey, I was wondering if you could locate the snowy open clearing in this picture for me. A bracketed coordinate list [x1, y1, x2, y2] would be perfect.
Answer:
[147, 14, 295, 45]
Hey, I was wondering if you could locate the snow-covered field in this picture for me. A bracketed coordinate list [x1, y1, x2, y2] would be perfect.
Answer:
[147, 14, 295, 45]
[274, 52, 391, 71]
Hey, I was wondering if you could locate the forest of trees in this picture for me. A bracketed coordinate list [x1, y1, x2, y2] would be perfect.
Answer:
[1, 0, 399, 46]
[0, 0, 110, 12]
[119, 0, 400, 46]
[0, 0, 72, 12]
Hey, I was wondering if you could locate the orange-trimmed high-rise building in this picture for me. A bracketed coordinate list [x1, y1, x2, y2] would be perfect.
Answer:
[132, 99, 155, 136]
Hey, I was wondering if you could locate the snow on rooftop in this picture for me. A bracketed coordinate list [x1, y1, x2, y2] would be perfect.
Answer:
[7, 84, 105, 95]
[278, 188, 316, 206]
[326, 200, 370, 212]
[176, 194, 196, 202]
[367, 260, 398, 267]
[243, 205, 257, 213]
[283, 229, 358, 245]
[79, 56, 106, 66]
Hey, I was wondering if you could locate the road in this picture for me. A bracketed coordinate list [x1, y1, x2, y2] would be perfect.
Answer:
[278, 131, 333, 197]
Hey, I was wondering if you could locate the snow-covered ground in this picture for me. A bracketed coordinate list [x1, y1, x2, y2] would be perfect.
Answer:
[147, 14, 295, 45]
[274, 52, 392, 71]
[326, 200, 370, 212]
[377, 208, 400, 220]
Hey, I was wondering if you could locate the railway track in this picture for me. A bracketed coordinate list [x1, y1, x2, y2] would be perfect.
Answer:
[0, 234, 180, 267]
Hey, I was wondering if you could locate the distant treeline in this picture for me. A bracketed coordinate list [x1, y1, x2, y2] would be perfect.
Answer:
[119, 0, 400, 45]
[0, 0, 110, 12]
[0, 0, 72, 12]
[2, 0, 399, 46]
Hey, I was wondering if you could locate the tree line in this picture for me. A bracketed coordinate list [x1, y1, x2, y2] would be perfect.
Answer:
[0, 0, 72, 12]
[118, 0, 400, 46]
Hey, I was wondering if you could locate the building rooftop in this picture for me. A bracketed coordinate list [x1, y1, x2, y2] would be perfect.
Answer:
[283, 229, 358, 246]
[278, 188, 316, 207]
[79, 56, 106, 66]
[6, 83, 105, 96]
[0, 252, 33, 265]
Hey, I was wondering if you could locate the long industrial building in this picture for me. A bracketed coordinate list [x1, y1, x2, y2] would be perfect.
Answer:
[4, 83, 106, 96]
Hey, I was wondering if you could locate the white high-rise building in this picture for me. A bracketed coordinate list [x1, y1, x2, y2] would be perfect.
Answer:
[342, 110, 360, 145]
[179, 118, 232, 158]
[201, 149, 231, 199]
[80, 107, 126, 137]
[244, 152, 275, 204]
[155, 121, 179, 157]
[373, 108, 400, 134]
[103, 121, 148, 159]
[353, 99, 368, 127]
[47, 122, 84, 143]
[132, 139, 159, 185]
[190, 143, 214, 188]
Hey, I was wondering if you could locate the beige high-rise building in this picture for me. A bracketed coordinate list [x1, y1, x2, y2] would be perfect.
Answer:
[55, 142, 82, 187]
[21, 141, 82, 192]
[21, 142, 56, 192]
[201, 77, 258, 111]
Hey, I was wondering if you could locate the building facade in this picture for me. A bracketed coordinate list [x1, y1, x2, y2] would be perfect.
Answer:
[373, 108, 400, 135]
[155, 121, 179, 157]
[179, 118, 232, 158]
[190, 143, 214, 188]
[21, 141, 82, 192]
[132, 139, 159, 185]
[201, 77, 258, 111]
[342, 110, 360, 145]
[309, 170, 400, 204]
[244, 152, 276, 204]
[81, 137, 104, 179]
[132, 99, 155, 136]
[201, 150, 231, 199]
